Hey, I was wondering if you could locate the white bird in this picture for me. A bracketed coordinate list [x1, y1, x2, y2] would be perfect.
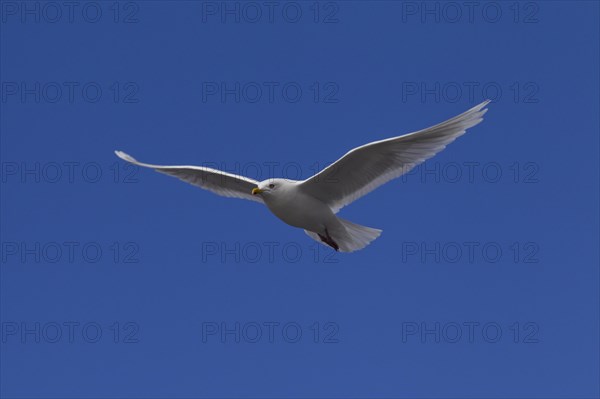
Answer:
[115, 100, 490, 252]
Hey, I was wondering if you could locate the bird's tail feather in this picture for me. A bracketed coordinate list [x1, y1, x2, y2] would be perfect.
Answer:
[336, 218, 382, 252]
[305, 218, 382, 253]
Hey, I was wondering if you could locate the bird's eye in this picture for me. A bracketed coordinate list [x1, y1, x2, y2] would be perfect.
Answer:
[269, 184, 275, 189]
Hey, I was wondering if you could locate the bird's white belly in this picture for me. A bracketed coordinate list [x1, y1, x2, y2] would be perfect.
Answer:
[265, 190, 334, 232]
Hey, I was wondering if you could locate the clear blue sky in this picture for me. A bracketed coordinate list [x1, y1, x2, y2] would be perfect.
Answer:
[1, 1, 598, 398]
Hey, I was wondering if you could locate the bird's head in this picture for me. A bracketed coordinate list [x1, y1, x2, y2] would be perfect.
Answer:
[251, 178, 291, 197]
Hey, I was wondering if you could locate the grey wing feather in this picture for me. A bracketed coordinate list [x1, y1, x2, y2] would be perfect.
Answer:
[298, 100, 490, 212]
[114, 151, 263, 204]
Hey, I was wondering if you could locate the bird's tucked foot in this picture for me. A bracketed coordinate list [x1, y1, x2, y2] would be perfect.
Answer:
[318, 229, 339, 251]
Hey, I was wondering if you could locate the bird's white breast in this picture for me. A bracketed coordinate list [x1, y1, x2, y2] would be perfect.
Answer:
[263, 185, 334, 232]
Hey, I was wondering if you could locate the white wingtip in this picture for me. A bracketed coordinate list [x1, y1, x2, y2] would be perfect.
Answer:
[468, 99, 491, 114]
[459, 99, 490, 126]
[114, 150, 138, 164]
[479, 99, 492, 112]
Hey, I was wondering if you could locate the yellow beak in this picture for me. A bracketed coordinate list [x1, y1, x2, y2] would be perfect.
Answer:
[252, 187, 263, 195]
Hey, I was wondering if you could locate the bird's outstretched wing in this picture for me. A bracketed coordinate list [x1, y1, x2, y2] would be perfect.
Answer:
[298, 100, 490, 213]
[114, 151, 264, 204]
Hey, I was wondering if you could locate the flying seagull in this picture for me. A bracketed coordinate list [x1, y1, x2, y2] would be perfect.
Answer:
[115, 100, 490, 252]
